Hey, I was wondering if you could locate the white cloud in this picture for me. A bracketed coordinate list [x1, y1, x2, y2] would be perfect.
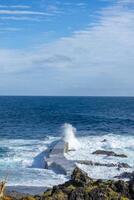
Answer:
[46, 5, 64, 14]
[76, 3, 87, 7]
[0, 16, 44, 22]
[0, 1, 134, 95]
[1, 6, 134, 71]
[0, 5, 30, 9]
[0, 10, 50, 15]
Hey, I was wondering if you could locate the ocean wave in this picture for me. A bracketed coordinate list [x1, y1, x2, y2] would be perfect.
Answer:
[65, 133, 134, 180]
[0, 133, 133, 187]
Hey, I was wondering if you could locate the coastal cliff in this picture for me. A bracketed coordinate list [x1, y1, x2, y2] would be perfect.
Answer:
[5, 167, 134, 200]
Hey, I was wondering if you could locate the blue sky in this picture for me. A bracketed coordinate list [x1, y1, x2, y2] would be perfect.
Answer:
[0, 0, 134, 96]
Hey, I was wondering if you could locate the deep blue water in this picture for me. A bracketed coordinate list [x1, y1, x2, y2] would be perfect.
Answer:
[0, 96, 134, 139]
[0, 96, 134, 188]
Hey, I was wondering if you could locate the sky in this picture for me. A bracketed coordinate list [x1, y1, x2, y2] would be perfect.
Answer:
[0, 0, 134, 96]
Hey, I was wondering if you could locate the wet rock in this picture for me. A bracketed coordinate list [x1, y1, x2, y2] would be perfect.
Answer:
[117, 162, 131, 169]
[114, 171, 134, 179]
[77, 160, 131, 168]
[101, 139, 107, 142]
[92, 150, 127, 158]
[77, 160, 116, 167]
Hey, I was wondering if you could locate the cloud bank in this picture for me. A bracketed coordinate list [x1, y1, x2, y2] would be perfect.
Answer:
[0, 1, 134, 95]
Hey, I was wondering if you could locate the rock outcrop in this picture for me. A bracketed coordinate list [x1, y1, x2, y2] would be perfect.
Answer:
[42, 167, 134, 200]
[6, 167, 134, 200]
[114, 171, 134, 179]
[77, 160, 131, 169]
[92, 150, 127, 158]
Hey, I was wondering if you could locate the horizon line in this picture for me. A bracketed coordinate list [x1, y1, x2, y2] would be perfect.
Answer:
[0, 95, 134, 98]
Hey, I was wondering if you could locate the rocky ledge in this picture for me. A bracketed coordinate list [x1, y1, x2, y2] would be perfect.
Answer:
[4, 167, 134, 200]
[92, 150, 127, 158]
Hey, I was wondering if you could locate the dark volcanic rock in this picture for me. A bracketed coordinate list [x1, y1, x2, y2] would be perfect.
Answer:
[117, 162, 131, 168]
[114, 171, 134, 179]
[42, 167, 134, 200]
[129, 175, 134, 199]
[5, 167, 134, 200]
[114, 180, 130, 197]
[88, 187, 109, 200]
[77, 160, 131, 168]
[69, 187, 87, 200]
[92, 150, 127, 158]
[71, 167, 92, 186]
[101, 139, 107, 142]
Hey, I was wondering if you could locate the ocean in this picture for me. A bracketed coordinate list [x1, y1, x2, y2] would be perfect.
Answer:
[0, 96, 133, 189]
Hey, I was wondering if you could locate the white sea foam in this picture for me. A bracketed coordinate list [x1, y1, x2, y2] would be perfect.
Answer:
[62, 123, 80, 150]
[0, 131, 133, 187]
[0, 136, 64, 187]
[0, 168, 67, 187]
[76, 164, 132, 180]
[65, 133, 134, 179]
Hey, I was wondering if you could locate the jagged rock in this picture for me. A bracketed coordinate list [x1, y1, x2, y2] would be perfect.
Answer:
[117, 162, 131, 168]
[71, 167, 92, 186]
[92, 150, 127, 158]
[5, 168, 134, 200]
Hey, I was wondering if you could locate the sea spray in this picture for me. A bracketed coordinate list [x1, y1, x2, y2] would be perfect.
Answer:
[62, 123, 80, 150]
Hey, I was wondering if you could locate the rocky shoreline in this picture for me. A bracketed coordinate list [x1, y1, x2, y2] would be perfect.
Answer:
[4, 167, 134, 200]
